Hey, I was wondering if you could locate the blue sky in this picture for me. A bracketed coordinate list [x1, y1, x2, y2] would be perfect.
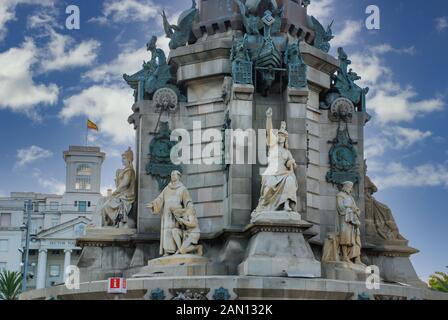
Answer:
[0, 0, 447, 280]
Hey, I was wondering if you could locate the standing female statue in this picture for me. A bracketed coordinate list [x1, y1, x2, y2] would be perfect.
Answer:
[254, 108, 299, 214]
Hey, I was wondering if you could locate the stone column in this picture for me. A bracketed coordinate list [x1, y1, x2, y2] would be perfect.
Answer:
[63, 249, 72, 281]
[227, 83, 254, 227]
[284, 87, 309, 214]
[36, 249, 47, 289]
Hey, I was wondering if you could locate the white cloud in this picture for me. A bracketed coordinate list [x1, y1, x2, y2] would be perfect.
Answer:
[370, 43, 416, 56]
[40, 30, 101, 73]
[332, 20, 362, 47]
[32, 168, 65, 195]
[0, 0, 53, 41]
[0, 38, 59, 115]
[83, 46, 147, 83]
[15, 145, 53, 168]
[60, 85, 135, 145]
[90, 0, 160, 24]
[83, 34, 170, 83]
[365, 126, 432, 159]
[350, 49, 444, 124]
[369, 162, 448, 190]
[26, 6, 59, 30]
[436, 17, 448, 32]
[307, 0, 335, 23]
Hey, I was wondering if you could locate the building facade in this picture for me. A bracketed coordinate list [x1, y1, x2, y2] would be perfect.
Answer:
[0, 146, 105, 290]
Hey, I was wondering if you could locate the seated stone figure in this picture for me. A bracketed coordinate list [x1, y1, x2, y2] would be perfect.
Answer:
[96, 148, 136, 228]
[365, 173, 406, 241]
[254, 107, 299, 214]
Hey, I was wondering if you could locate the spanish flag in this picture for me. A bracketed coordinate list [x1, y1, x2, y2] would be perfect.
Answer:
[87, 119, 99, 131]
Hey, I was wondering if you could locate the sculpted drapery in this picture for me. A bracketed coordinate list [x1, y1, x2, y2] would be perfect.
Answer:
[254, 108, 298, 213]
[98, 148, 136, 228]
[148, 171, 197, 256]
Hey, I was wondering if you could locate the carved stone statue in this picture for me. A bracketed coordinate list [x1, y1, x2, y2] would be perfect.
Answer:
[123, 36, 184, 101]
[309, 16, 334, 53]
[285, 40, 307, 89]
[147, 171, 202, 256]
[161, 0, 198, 50]
[230, 34, 253, 85]
[96, 148, 136, 228]
[253, 108, 298, 214]
[320, 47, 369, 111]
[365, 170, 406, 241]
[336, 181, 364, 265]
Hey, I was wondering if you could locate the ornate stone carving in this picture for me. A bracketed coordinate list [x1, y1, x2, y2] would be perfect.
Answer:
[256, 10, 282, 96]
[357, 292, 371, 300]
[230, 35, 253, 85]
[329, 97, 355, 122]
[212, 287, 231, 300]
[146, 122, 182, 190]
[309, 16, 334, 53]
[153, 87, 178, 113]
[285, 40, 307, 89]
[171, 289, 208, 300]
[326, 122, 359, 186]
[149, 288, 166, 300]
[162, 0, 198, 50]
[123, 36, 184, 102]
[253, 108, 299, 216]
[96, 148, 136, 228]
[320, 47, 369, 111]
[147, 171, 203, 257]
[364, 166, 407, 242]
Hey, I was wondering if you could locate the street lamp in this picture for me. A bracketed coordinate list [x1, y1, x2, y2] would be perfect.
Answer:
[21, 200, 32, 293]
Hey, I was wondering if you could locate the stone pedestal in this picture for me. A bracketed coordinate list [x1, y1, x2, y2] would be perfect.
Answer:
[322, 261, 367, 282]
[238, 211, 321, 277]
[133, 254, 212, 278]
[76, 227, 138, 282]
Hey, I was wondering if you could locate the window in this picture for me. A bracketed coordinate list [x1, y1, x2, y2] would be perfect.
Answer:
[75, 164, 92, 191]
[78, 201, 87, 212]
[0, 213, 11, 227]
[0, 262, 6, 270]
[49, 265, 60, 277]
[0, 240, 9, 252]
[75, 177, 91, 190]
[49, 202, 59, 211]
[76, 164, 92, 176]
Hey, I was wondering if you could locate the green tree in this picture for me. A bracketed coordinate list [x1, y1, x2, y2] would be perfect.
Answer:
[428, 271, 448, 293]
[0, 270, 22, 300]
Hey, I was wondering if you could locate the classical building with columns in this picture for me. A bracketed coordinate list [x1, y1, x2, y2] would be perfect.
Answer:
[0, 146, 105, 290]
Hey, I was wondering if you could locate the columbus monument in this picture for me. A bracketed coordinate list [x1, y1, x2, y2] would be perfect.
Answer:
[22, 0, 448, 300]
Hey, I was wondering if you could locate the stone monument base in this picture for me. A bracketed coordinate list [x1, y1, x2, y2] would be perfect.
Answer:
[321, 261, 367, 282]
[133, 254, 215, 278]
[20, 276, 448, 300]
[76, 227, 138, 282]
[238, 211, 321, 277]
[79, 227, 137, 241]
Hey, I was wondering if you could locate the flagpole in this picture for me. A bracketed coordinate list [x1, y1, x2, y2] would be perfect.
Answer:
[85, 117, 88, 146]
